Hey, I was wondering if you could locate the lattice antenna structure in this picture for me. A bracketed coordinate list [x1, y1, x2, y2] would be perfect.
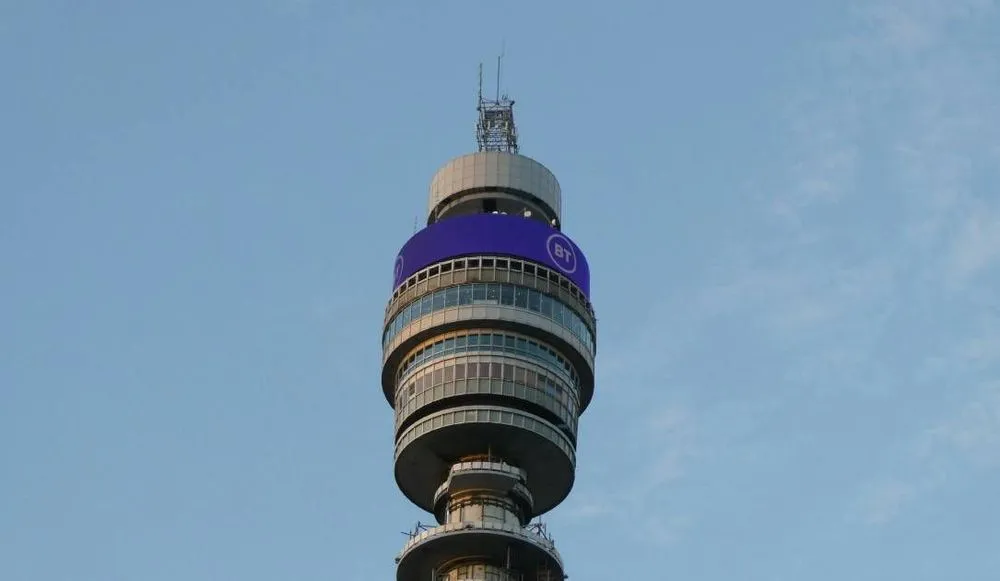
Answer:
[476, 57, 519, 154]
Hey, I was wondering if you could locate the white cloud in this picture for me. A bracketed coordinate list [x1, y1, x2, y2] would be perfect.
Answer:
[947, 204, 1000, 284]
[925, 382, 1000, 468]
[855, 478, 920, 525]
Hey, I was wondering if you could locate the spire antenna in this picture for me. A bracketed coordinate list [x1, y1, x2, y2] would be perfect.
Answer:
[476, 52, 518, 154]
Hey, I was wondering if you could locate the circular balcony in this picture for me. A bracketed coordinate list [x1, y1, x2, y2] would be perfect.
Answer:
[394, 405, 575, 516]
[395, 520, 563, 581]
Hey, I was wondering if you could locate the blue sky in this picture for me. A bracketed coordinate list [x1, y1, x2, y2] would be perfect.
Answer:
[3, 1, 999, 579]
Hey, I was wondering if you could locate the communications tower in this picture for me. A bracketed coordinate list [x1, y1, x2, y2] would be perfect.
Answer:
[381, 66, 597, 581]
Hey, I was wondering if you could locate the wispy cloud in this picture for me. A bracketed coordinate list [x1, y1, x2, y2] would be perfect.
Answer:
[564, 0, 1000, 544]
[924, 381, 1000, 468]
[613, 0, 998, 533]
[806, 0, 1000, 525]
[854, 478, 921, 525]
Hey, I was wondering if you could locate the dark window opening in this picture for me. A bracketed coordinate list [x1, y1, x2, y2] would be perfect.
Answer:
[483, 199, 498, 213]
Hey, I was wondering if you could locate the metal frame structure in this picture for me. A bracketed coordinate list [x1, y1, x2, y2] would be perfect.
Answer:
[476, 60, 519, 154]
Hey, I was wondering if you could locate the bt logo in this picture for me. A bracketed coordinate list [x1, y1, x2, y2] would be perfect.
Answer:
[546, 233, 577, 274]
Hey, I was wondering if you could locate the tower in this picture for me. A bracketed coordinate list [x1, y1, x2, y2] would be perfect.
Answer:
[382, 67, 596, 581]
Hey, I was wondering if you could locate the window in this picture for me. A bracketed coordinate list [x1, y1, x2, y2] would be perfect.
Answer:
[459, 286, 473, 305]
[500, 285, 514, 306]
[514, 287, 528, 308]
[385, 283, 594, 354]
[528, 290, 540, 311]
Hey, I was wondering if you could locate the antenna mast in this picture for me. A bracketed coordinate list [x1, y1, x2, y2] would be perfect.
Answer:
[476, 53, 518, 154]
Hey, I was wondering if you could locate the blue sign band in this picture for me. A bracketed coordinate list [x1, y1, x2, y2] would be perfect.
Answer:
[393, 214, 591, 298]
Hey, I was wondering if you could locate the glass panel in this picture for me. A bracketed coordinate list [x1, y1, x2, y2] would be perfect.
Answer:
[486, 284, 500, 302]
[472, 284, 486, 301]
[432, 290, 445, 310]
[444, 366, 454, 382]
[514, 287, 528, 308]
[500, 285, 514, 305]
[468, 363, 478, 378]
[528, 289, 540, 311]
[504, 335, 515, 349]
[455, 364, 466, 380]
[540, 294, 552, 317]
[444, 286, 458, 307]
[455, 335, 468, 348]
[421, 295, 433, 315]
[459, 285, 473, 305]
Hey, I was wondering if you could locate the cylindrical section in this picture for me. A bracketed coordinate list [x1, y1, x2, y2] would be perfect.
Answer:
[437, 562, 519, 581]
[428, 152, 562, 224]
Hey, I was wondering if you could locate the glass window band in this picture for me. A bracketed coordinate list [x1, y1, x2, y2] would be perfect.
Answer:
[383, 282, 595, 354]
